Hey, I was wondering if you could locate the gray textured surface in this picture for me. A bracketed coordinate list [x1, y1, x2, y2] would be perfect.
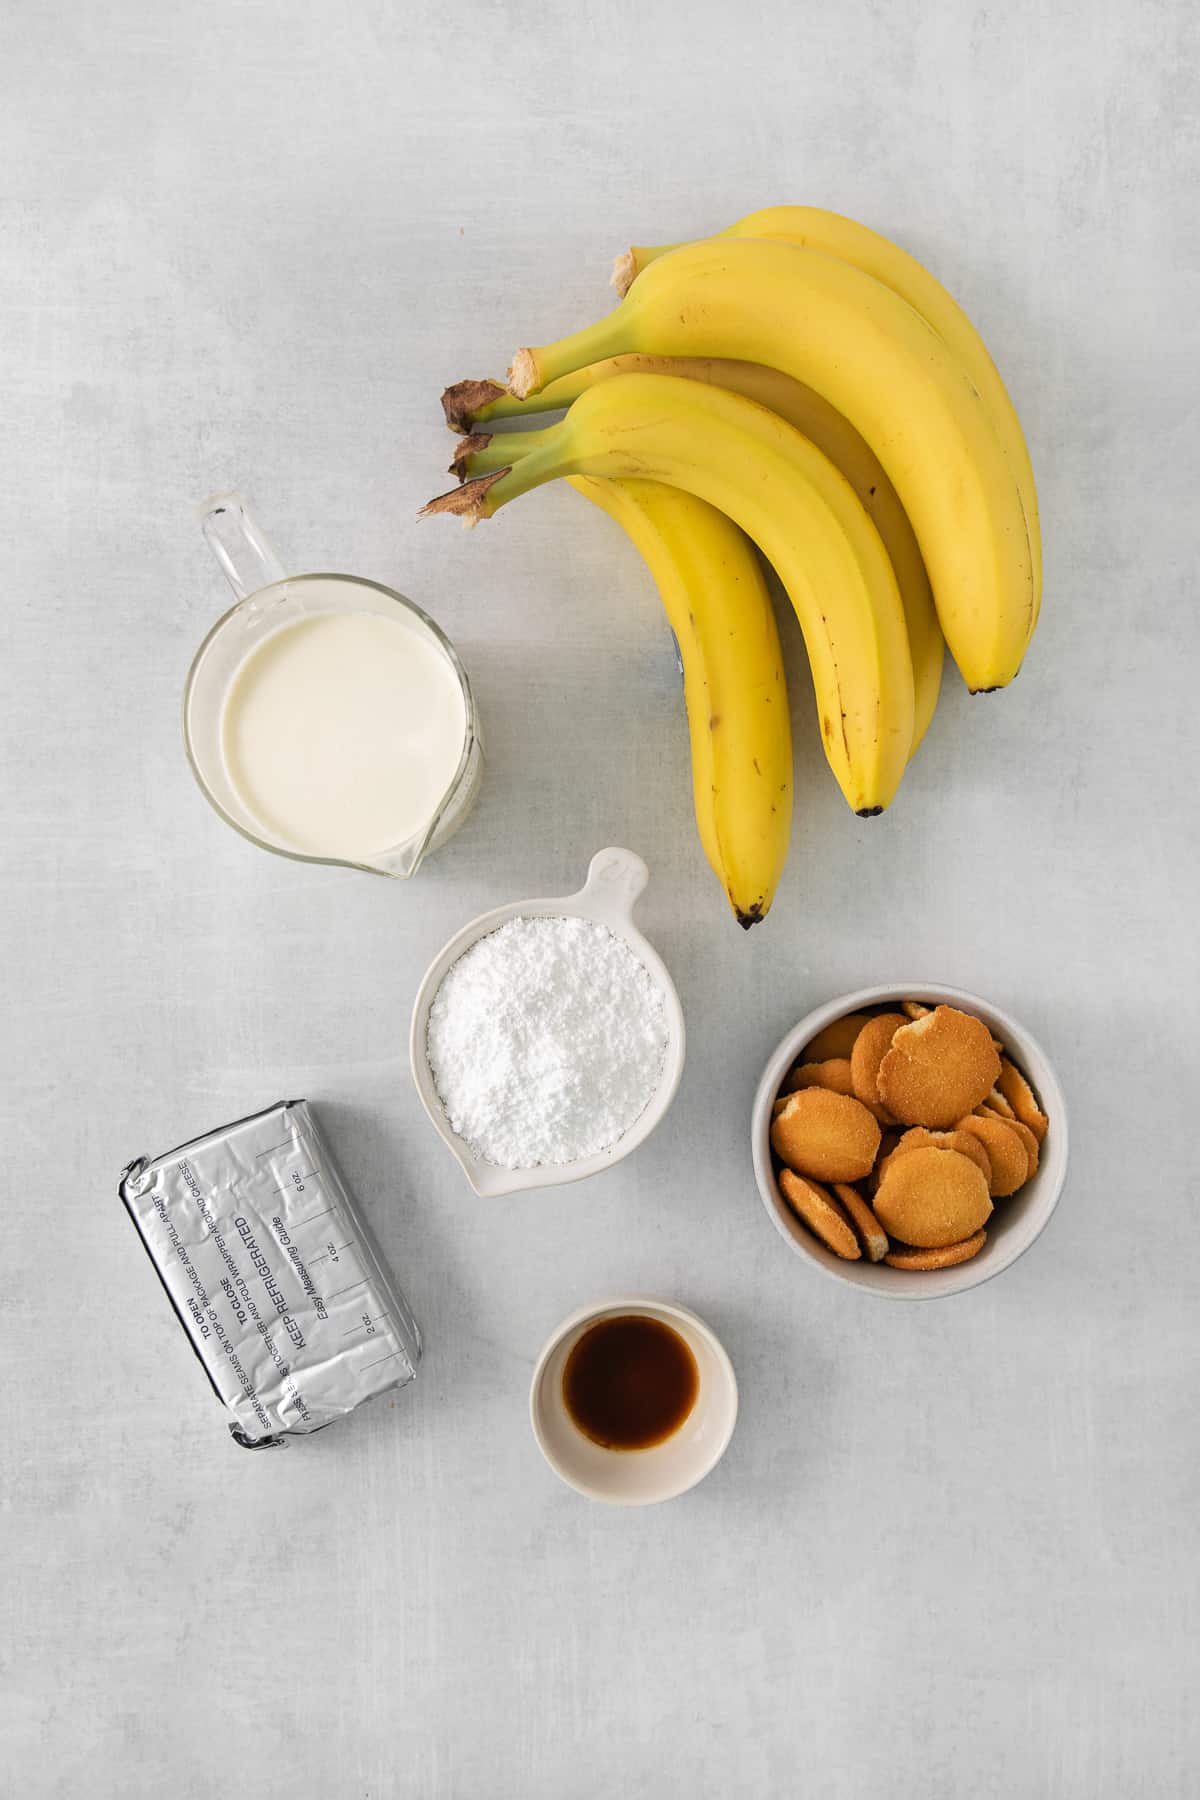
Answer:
[4, 2, 1198, 1795]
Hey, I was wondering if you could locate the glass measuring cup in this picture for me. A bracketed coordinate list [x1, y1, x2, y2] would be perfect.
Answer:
[185, 493, 481, 878]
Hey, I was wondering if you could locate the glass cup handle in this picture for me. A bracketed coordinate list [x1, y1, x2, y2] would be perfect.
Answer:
[198, 490, 287, 600]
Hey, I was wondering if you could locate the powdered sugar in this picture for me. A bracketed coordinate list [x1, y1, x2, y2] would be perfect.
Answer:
[426, 915, 670, 1170]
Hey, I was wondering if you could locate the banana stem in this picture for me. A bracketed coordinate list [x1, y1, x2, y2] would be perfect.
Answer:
[421, 429, 572, 523]
[443, 373, 588, 428]
[454, 426, 551, 480]
[482, 439, 570, 509]
[449, 358, 690, 427]
[611, 243, 676, 297]
[449, 354, 752, 427]
[440, 378, 507, 431]
[509, 310, 630, 398]
[467, 387, 539, 424]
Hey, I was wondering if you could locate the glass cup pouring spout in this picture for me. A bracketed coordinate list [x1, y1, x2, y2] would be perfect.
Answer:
[184, 492, 482, 878]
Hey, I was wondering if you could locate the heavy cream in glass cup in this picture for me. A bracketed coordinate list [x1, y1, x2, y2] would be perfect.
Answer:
[185, 494, 481, 877]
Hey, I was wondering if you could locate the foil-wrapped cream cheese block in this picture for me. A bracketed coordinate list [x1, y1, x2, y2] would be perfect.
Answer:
[119, 1099, 421, 1447]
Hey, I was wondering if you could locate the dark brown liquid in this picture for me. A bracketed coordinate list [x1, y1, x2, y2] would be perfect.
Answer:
[562, 1314, 699, 1451]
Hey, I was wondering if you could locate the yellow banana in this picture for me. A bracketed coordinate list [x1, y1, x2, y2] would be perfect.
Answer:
[612, 206, 1041, 620]
[447, 353, 942, 753]
[424, 372, 915, 815]
[569, 477, 791, 926]
[505, 238, 1034, 693]
[446, 425, 795, 917]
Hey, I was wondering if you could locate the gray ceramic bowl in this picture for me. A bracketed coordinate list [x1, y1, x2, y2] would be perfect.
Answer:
[751, 984, 1068, 1300]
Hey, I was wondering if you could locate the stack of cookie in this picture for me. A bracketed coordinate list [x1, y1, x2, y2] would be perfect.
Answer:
[770, 1003, 1049, 1271]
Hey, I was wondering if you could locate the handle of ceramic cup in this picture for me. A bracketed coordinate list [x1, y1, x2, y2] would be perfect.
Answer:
[198, 490, 287, 600]
[579, 847, 649, 921]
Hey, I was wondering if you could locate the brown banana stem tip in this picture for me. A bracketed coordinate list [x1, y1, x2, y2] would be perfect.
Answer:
[506, 348, 537, 400]
[610, 249, 636, 298]
[418, 467, 510, 527]
[448, 432, 491, 481]
[441, 378, 507, 432]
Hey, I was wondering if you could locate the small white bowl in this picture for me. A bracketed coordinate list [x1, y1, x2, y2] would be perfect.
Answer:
[752, 983, 1069, 1300]
[409, 848, 685, 1197]
[529, 1297, 738, 1505]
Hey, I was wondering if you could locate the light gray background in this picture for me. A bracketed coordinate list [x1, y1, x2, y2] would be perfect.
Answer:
[3, 1, 1198, 1795]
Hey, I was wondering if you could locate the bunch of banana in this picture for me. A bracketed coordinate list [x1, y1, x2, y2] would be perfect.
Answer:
[444, 354, 944, 755]
[426, 208, 1041, 928]
[430, 373, 917, 812]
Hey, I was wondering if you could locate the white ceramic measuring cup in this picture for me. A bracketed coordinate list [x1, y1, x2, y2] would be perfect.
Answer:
[408, 848, 686, 1197]
[184, 492, 482, 878]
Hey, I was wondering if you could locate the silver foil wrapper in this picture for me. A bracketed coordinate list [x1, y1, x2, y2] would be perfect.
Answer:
[119, 1099, 421, 1447]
